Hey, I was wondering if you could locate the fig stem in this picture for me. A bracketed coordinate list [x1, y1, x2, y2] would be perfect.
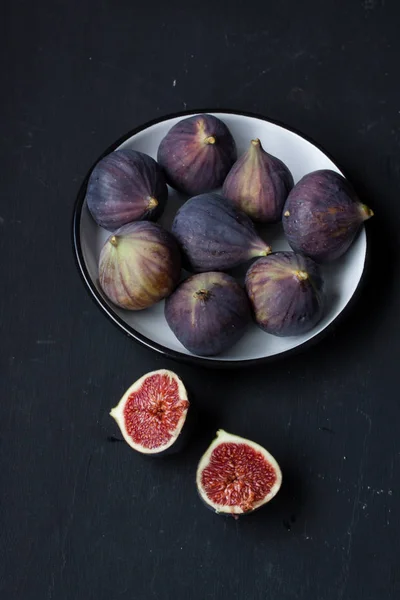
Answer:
[110, 236, 118, 247]
[295, 270, 308, 281]
[204, 135, 216, 145]
[359, 203, 374, 220]
[147, 197, 158, 209]
[259, 246, 272, 257]
[194, 289, 210, 301]
[284, 210, 290, 217]
[251, 138, 261, 147]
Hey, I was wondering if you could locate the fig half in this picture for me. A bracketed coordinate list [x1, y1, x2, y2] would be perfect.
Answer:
[196, 430, 282, 517]
[110, 370, 190, 455]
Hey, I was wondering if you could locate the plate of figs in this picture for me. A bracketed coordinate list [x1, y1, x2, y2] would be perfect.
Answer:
[73, 110, 373, 367]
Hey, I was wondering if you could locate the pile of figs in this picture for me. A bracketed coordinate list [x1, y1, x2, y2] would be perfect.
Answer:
[86, 113, 373, 357]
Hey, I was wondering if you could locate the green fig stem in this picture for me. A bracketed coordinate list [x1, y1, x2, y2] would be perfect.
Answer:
[194, 289, 211, 301]
[110, 236, 118, 247]
[259, 245, 272, 257]
[359, 203, 374, 221]
[148, 197, 158, 209]
[251, 138, 261, 147]
[294, 270, 309, 281]
[204, 135, 216, 145]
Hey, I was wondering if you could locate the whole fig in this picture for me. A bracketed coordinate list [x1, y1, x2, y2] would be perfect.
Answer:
[99, 221, 181, 310]
[157, 114, 237, 195]
[172, 193, 271, 272]
[86, 149, 167, 230]
[222, 138, 294, 222]
[245, 251, 324, 336]
[282, 169, 373, 262]
[165, 272, 251, 356]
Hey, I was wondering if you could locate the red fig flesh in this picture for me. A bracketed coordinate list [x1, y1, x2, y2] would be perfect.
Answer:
[196, 430, 282, 516]
[110, 370, 189, 455]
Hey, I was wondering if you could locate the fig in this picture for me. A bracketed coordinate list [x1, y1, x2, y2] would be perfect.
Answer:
[222, 138, 294, 222]
[245, 251, 324, 336]
[110, 370, 190, 455]
[282, 169, 374, 262]
[165, 272, 251, 356]
[157, 114, 237, 195]
[196, 430, 282, 517]
[171, 193, 271, 272]
[86, 149, 167, 230]
[99, 221, 181, 310]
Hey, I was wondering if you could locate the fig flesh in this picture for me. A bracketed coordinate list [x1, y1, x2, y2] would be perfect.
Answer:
[196, 430, 282, 517]
[282, 169, 373, 262]
[157, 114, 237, 195]
[245, 251, 324, 336]
[86, 149, 167, 231]
[99, 221, 181, 310]
[110, 370, 190, 455]
[165, 272, 251, 356]
[222, 138, 294, 222]
[171, 193, 271, 272]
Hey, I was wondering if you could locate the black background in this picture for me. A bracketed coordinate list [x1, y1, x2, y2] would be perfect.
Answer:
[2, 1, 400, 599]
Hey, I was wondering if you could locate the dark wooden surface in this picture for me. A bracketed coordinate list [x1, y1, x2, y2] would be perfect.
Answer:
[2, 1, 400, 599]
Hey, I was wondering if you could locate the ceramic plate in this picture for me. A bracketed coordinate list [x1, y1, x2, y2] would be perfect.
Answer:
[72, 110, 367, 367]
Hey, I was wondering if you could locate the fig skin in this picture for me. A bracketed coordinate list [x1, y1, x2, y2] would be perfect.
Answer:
[157, 114, 237, 195]
[171, 193, 272, 272]
[165, 272, 251, 356]
[282, 169, 374, 262]
[86, 149, 168, 231]
[99, 221, 181, 310]
[222, 138, 294, 223]
[196, 429, 282, 517]
[245, 251, 324, 336]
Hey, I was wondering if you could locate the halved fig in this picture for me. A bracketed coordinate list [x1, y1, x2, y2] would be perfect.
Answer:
[196, 430, 282, 517]
[110, 369, 190, 455]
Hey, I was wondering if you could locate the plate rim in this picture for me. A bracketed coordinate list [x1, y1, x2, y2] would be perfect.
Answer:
[72, 108, 368, 369]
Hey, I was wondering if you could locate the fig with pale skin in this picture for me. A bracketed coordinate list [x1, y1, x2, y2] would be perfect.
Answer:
[172, 193, 272, 272]
[157, 114, 237, 195]
[165, 272, 251, 356]
[196, 430, 282, 517]
[110, 370, 190, 455]
[245, 251, 324, 336]
[86, 149, 167, 231]
[222, 138, 294, 222]
[282, 169, 374, 262]
[99, 221, 181, 310]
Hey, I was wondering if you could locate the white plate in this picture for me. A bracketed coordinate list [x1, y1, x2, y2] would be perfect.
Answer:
[73, 111, 367, 367]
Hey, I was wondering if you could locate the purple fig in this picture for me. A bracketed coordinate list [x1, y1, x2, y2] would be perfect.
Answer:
[165, 272, 251, 356]
[99, 221, 181, 310]
[86, 149, 167, 231]
[171, 193, 272, 272]
[222, 138, 294, 223]
[245, 251, 324, 336]
[282, 169, 373, 262]
[157, 114, 237, 195]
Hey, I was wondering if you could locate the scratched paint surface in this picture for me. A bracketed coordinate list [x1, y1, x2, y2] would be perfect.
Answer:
[1, 1, 400, 599]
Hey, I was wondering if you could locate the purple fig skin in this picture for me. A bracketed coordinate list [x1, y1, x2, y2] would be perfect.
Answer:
[165, 272, 251, 356]
[171, 193, 272, 272]
[157, 114, 237, 195]
[245, 252, 324, 336]
[86, 149, 168, 231]
[282, 169, 374, 262]
[99, 221, 181, 310]
[222, 138, 294, 223]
